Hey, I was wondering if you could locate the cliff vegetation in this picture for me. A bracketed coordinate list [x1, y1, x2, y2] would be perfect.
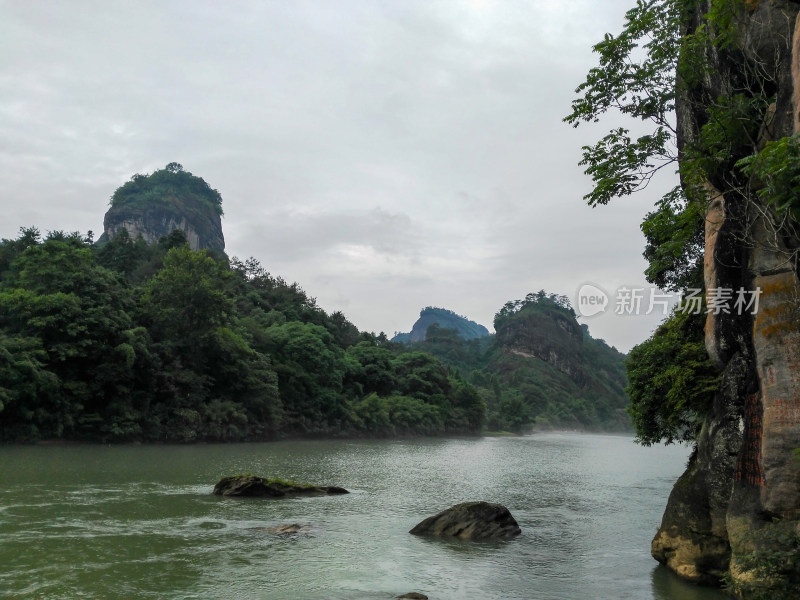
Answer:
[569, 0, 800, 594]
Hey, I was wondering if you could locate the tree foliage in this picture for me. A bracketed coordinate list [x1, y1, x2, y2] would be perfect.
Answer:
[110, 163, 224, 216]
[0, 226, 484, 442]
[625, 309, 719, 445]
[564, 0, 754, 293]
[738, 135, 800, 221]
[726, 519, 800, 600]
[564, 0, 682, 207]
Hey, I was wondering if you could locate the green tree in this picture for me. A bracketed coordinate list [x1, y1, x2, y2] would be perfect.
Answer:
[94, 228, 153, 281]
[447, 379, 486, 432]
[259, 321, 348, 432]
[392, 352, 451, 405]
[140, 246, 234, 347]
[727, 520, 800, 600]
[0, 334, 63, 441]
[344, 341, 397, 398]
[564, 0, 681, 208]
[626, 309, 719, 445]
[0, 227, 41, 276]
[563, 0, 719, 293]
[0, 235, 138, 438]
[202, 326, 282, 439]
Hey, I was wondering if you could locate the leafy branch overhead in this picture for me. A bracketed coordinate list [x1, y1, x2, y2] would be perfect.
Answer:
[565, 0, 792, 293]
[564, 0, 681, 207]
[566, 0, 786, 448]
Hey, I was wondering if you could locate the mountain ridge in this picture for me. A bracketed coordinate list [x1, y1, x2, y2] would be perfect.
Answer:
[396, 292, 629, 432]
[392, 307, 490, 344]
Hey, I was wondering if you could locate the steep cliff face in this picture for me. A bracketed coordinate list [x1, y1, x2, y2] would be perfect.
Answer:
[102, 206, 225, 252]
[494, 303, 585, 382]
[652, 0, 800, 586]
[98, 164, 225, 253]
[487, 296, 629, 429]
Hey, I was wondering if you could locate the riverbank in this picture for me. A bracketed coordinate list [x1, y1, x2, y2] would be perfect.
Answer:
[19, 426, 635, 446]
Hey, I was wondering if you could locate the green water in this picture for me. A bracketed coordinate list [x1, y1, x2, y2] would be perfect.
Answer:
[0, 433, 729, 599]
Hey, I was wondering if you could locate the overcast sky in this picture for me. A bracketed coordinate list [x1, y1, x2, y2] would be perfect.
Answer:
[1, 0, 679, 352]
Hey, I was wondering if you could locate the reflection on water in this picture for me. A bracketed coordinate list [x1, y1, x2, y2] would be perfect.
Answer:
[0, 434, 729, 599]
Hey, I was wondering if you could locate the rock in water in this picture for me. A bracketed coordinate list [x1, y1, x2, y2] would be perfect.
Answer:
[250, 523, 311, 535]
[397, 593, 428, 599]
[213, 475, 348, 498]
[409, 501, 521, 540]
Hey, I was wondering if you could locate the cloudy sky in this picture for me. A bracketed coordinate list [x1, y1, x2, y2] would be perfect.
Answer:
[1, 0, 679, 352]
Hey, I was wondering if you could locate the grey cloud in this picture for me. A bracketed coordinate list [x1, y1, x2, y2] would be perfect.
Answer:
[230, 206, 420, 264]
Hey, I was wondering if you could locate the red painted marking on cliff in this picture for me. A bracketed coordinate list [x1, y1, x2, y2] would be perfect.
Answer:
[735, 393, 765, 487]
[785, 337, 800, 401]
[764, 337, 800, 428]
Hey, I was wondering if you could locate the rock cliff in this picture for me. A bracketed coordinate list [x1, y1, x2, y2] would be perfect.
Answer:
[494, 300, 585, 383]
[652, 0, 800, 587]
[98, 163, 225, 253]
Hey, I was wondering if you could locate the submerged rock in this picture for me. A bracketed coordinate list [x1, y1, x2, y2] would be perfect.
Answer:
[397, 593, 428, 600]
[250, 523, 311, 535]
[212, 475, 348, 498]
[409, 501, 521, 540]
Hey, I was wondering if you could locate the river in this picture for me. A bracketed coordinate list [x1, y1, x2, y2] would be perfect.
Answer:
[0, 433, 730, 599]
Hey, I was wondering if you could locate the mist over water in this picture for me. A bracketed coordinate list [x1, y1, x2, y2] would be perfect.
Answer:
[0, 434, 728, 599]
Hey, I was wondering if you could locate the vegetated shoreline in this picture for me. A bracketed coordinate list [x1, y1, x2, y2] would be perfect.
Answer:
[19, 426, 634, 447]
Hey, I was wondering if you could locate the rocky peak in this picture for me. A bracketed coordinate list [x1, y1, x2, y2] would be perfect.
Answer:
[98, 163, 225, 252]
[392, 307, 490, 343]
[493, 293, 585, 383]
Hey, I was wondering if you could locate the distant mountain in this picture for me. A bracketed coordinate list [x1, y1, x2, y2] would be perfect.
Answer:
[392, 307, 490, 343]
[404, 292, 630, 432]
[488, 293, 629, 430]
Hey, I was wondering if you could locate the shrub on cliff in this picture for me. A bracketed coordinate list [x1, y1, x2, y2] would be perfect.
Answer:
[626, 308, 719, 445]
[110, 162, 223, 216]
[726, 520, 800, 600]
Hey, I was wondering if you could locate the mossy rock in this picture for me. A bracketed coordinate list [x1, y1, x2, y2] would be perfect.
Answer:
[213, 475, 348, 498]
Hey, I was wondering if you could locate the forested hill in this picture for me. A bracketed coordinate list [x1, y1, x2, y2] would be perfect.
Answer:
[404, 292, 630, 432]
[0, 171, 485, 443]
[392, 307, 490, 343]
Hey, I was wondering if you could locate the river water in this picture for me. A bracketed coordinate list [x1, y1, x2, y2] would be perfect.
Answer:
[0, 433, 730, 599]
